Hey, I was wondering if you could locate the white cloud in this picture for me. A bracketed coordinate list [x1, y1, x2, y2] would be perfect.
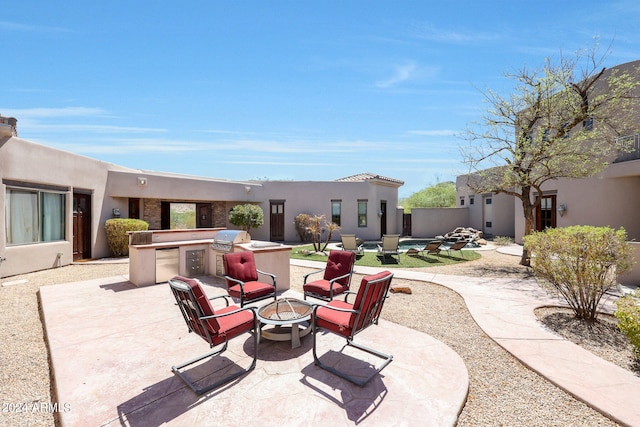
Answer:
[375, 62, 439, 89]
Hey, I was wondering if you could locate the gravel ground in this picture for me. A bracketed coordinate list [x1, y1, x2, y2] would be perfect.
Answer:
[0, 248, 624, 426]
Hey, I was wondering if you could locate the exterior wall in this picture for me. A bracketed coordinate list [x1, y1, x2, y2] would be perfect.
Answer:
[456, 176, 515, 239]
[1, 136, 403, 277]
[252, 180, 402, 242]
[0, 136, 130, 277]
[410, 208, 469, 238]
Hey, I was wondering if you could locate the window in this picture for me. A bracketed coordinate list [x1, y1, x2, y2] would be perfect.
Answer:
[331, 200, 341, 226]
[485, 198, 492, 205]
[469, 196, 475, 205]
[583, 117, 594, 131]
[6, 187, 66, 245]
[460, 197, 465, 206]
[485, 221, 493, 228]
[357, 200, 367, 227]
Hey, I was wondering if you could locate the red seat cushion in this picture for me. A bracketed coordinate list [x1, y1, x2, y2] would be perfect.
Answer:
[315, 300, 354, 337]
[228, 281, 275, 300]
[303, 280, 349, 298]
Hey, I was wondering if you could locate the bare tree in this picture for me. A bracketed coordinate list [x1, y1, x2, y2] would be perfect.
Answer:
[461, 42, 640, 265]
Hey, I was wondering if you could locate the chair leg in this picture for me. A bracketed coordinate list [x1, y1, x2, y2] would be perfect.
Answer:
[172, 330, 258, 395]
[312, 329, 393, 387]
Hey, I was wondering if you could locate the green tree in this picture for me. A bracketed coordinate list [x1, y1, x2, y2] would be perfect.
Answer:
[461, 43, 640, 265]
[400, 181, 456, 211]
[228, 203, 264, 232]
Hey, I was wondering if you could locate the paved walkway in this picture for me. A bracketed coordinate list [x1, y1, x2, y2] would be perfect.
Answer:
[39, 248, 640, 426]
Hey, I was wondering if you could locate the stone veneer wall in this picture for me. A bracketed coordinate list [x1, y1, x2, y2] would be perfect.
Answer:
[212, 201, 227, 228]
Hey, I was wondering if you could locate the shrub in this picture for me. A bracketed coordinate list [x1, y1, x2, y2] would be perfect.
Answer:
[105, 218, 149, 257]
[493, 236, 514, 246]
[524, 225, 634, 321]
[294, 213, 313, 242]
[228, 203, 264, 232]
[615, 290, 640, 358]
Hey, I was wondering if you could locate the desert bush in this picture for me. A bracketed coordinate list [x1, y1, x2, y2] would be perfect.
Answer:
[615, 289, 640, 358]
[294, 213, 313, 242]
[105, 218, 149, 257]
[524, 225, 634, 321]
[228, 203, 264, 232]
[308, 215, 340, 253]
[493, 236, 513, 246]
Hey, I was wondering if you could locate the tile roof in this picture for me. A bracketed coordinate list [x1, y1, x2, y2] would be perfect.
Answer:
[335, 172, 404, 185]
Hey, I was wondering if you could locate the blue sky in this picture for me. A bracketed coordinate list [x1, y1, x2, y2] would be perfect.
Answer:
[2, 1, 639, 197]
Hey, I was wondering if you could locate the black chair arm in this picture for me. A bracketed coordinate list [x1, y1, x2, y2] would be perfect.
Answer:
[200, 305, 258, 321]
[342, 290, 358, 303]
[208, 294, 232, 307]
[302, 268, 325, 284]
[256, 269, 277, 287]
[312, 303, 359, 316]
[328, 271, 353, 285]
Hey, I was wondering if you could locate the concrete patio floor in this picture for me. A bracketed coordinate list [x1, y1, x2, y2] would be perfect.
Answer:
[40, 274, 468, 427]
[39, 254, 640, 426]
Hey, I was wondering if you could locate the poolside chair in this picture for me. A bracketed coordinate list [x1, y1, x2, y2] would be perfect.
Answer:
[377, 234, 400, 263]
[303, 249, 356, 301]
[406, 240, 442, 258]
[340, 234, 364, 256]
[223, 251, 277, 307]
[443, 240, 468, 258]
[312, 270, 394, 386]
[168, 276, 258, 395]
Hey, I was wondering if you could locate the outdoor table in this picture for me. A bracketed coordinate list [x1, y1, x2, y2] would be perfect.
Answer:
[256, 298, 313, 348]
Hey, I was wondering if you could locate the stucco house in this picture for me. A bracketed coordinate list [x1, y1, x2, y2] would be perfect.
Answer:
[0, 122, 403, 278]
[456, 59, 640, 284]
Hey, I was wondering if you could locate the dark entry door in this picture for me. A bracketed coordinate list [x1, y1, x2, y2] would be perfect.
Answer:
[196, 203, 212, 228]
[73, 193, 92, 260]
[270, 201, 285, 241]
[380, 201, 387, 236]
[536, 195, 557, 231]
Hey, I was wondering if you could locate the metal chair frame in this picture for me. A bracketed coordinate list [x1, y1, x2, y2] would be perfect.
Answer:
[303, 250, 356, 302]
[311, 271, 394, 387]
[443, 240, 468, 258]
[169, 278, 258, 395]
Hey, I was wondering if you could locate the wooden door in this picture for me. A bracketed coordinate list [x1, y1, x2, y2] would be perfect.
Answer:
[73, 193, 92, 260]
[380, 201, 387, 236]
[536, 195, 557, 231]
[196, 203, 212, 228]
[270, 201, 285, 241]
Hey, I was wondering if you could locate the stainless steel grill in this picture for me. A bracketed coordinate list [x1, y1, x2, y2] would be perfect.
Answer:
[211, 230, 251, 252]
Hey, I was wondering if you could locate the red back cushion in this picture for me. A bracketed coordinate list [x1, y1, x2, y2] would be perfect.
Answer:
[171, 276, 221, 331]
[223, 251, 259, 285]
[323, 250, 355, 286]
[351, 270, 393, 330]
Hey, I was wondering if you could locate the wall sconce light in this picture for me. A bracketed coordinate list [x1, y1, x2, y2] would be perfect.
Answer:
[377, 210, 384, 217]
[137, 177, 147, 186]
[112, 208, 121, 218]
[557, 204, 567, 216]
[245, 186, 251, 193]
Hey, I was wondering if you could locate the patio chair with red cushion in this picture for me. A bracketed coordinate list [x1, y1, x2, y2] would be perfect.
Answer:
[303, 249, 356, 301]
[168, 276, 258, 395]
[222, 251, 277, 307]
[311, 270, 394, 386]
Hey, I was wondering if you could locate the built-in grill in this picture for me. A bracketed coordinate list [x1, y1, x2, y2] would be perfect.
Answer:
[211, 230, 252, 277]
[211, 230, 251, 252]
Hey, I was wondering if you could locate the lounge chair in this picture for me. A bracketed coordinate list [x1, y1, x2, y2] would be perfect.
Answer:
[377, 234, 400, 263]
[312, 270, 394, 386]
[340, 234, 364, 255]
[406, 240, 442, 258]
[443, 240, 468, 258]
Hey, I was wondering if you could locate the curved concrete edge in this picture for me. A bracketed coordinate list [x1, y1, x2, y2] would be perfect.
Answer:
[291, 259, 640, 426]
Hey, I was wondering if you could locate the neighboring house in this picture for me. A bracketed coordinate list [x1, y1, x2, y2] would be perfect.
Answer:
[457, 59, 640, 284]
[1, 126, 403, 278]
